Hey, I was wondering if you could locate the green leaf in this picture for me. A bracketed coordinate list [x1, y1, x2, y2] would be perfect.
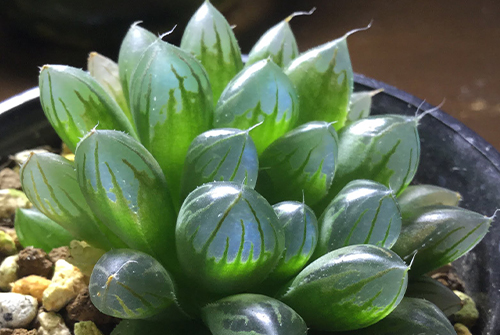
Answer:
[176, 182, 285, 295]
[202, 294, 307, 335]
[118, 23, 157, 103]
[266, 201, 318, 283]
[19, 152, 123, 249]
[314, 180, 401, 259]
[88, 52, 132, 123]
[214, 59, 299, 155]
[257, 121, 338, 205]
[392, 205, 492, 276]
[38, 65, 138, 152]
[406, 276, 462, 317]
[347, 89, 383, 123]
[314, 114, 420, 215]
[180, 0, 243, 104]
[397, 184, 461, 221]
[14, 207, 75, 253]
[246, 18, 298, 68]
[278, 244, 408, 332]
[181, 128, 259, 201]
[89, 249, 181, 319]
[129, 39, 213, 209]
[75, 130, 178, 271]
[285, 33, 353, 129]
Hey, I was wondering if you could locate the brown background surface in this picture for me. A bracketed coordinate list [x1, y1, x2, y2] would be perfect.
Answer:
[1, 0, 499, 149]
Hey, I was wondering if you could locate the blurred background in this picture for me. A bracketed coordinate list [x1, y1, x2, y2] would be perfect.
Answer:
[1, 0, 499, 149]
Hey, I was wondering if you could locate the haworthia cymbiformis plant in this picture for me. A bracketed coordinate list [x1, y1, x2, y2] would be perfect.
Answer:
[181, 0, 243, 104]
[392, 205, 492, 276]
[214, 59, 299, 155]
[202, 294, 307, 335]
[278, 244, 408, 331]
[314, 179, 401, 259]
[14, 207, 75, 253]
[314, 114, 420, 214]
[347, 89, 383, 123]
[129, 39, 213, 208]
[39, 65, 138, 152]
[176, 182, 285, 295]
[180, 128, 259, 201]
[75, 130, 178, 271]
[257, 121, 338, 206]
[20, 152, 124, 249]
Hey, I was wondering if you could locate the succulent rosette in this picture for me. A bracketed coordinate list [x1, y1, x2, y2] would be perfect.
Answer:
[16, 2, 494, 334]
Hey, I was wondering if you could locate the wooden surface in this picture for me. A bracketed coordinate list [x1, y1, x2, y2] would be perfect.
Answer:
[1, 0, 499, 149]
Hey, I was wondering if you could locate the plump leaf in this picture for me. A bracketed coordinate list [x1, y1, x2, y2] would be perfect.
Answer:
[314, 180, 401, 259]
[312, 298, 455, 335]
[202, 294, 307, 335]
[90, 249, 181, 319]
[129, 39, 213, 208]
[257, 121, 338, 206]
[286, 33, 353, 129]
[176, 182, 285, 295]
[392, 205, 492, 276]
[314, 114, 420, 214]
[180, 0, 243, 104]
[88, 52, 131, 122]
[214, 59, 299, 155]
[118, 23, 157, 103]
[181, 128, 259, 201]
[278, 244, 408, 331]
[20, 152, 123, 249]
[347, 89, 383, 123]
[397, 184, 461, 221]
[39, 65, 138, 152]
[246, 18, 298, 68]
[406, 276, 462, 316]
[266, 201, 318, 283]
[14, 207, 75, 253]
[75, 130, 178, 271]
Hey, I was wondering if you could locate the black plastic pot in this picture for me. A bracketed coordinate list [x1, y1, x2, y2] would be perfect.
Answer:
[1, 75, 499, 334]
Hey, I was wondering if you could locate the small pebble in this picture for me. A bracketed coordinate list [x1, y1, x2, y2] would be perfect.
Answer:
[37, 311, 70, 335]
[0, 169, 21, 190]
[454, 323, 472, 335]
[0, 255, 19, 291]
[0, 232, 16, 257]
[65, 288, 114, 325]
[42, 260, 86, 312]
[0, 329, 37, 335]
[0, 228, 20, 251]
[11, 276, 52, 303]
[17, 248, 53, 279]
[47, 248, 69, 264]
[74, 321, 103, 335]
[67, 241, 105, 277]
[0, 190, 31, 219]
[0, 293, 38, 328]
[453, 291, 479, 328]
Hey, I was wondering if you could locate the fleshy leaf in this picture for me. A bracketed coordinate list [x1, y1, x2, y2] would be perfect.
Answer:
[406, 276, 462, 316]
[397, 184, 461, 221]
[246, 17, 298, 68]
[176, 182, 285, 295]
[180, 128, 259, 201]
[266, 201, 318, 283]
[90, 249, 181, 319]
[257, 121, 338, 205]
[392, 205, 492, 276]
[314, 114, 420, 214]
[347, 89, 383, 123]
[129, 39, 213, 209]
[278, 244, 408, 332]
[118, 23, 157, 103]
[14, 207, 75, 253]
[19, 152, 123, 249]
[88, 52, 132, 122]
[285, 33, 353, 129]
[75, 130, 178, 271]
[214, 59, 299, 155]
[180, 0, 243, 104]
[314, 180, 401, 259]
[39, 65, 138, 152]
[202, 294, 307, 335]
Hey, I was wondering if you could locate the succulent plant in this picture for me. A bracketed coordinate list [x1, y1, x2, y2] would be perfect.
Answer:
[15, 2, 494, 334]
